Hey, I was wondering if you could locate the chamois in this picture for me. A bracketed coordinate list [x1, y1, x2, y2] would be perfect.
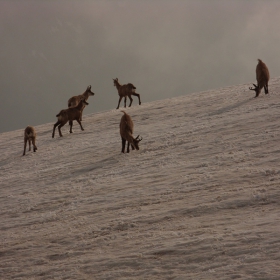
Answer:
[23, 126, 37, 156]
[52, 98, 88, 138]
[113, 78, 141, 109]
[68, 85, 94, 120]
[120, 111, 142, 153]
[249, 59, 270, 97]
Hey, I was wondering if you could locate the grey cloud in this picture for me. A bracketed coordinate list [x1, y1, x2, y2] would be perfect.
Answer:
[1, 0, 280, 133]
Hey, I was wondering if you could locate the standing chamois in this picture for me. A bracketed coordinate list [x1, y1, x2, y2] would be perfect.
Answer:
[52, 98, 88, 138]
[23, 126, 37, 156]
[113, 78, 141, 109]
[249, 59, 270, 97]
[120, 111, 142, 153]
[68, 85, 94, 120]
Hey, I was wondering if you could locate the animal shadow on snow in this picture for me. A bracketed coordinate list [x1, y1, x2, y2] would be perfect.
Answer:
[208, 97, 254, 117]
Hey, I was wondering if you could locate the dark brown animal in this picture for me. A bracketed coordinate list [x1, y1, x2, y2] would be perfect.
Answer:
[113, 78, 141, 109]
[119, 111, 142, 153]
[52, 98, 88, 138]
[68, 85, 94, 120]
[23, 126, 37, 156]
[249, 59, 270, 97]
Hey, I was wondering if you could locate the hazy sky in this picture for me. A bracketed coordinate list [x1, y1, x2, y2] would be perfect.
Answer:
[1, 0, 280, 133]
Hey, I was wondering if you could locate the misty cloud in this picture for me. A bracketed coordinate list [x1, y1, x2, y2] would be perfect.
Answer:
[1, 0, 280, 133]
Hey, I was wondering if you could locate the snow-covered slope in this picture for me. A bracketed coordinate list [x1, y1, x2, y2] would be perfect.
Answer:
[1, 78, 280, 279]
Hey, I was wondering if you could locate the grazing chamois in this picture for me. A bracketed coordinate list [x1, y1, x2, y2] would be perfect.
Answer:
[113, 78, 141, 109]
[52, 98, 88, 138]
[23, 126, 37, 156]
[68, 85, 94, 120]
[120, 111, 142, 153]
[249, 59, 270, 97]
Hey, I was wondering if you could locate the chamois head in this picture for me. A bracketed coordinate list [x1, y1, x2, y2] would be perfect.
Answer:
[249, 83, 260, 96]
[132, 135, 143, 150]
[86, 85, 95, 96]
[113, 78, 119, 87]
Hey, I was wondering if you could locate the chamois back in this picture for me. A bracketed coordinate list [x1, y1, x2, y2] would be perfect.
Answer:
[120, 110, 134, 137]
[256, 59, 270, 87]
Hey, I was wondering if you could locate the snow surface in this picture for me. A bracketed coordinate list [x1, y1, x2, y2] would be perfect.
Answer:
[1, 78, 280, 279]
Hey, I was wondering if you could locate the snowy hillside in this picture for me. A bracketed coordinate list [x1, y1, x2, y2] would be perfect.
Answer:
[1, 78, 280, 279]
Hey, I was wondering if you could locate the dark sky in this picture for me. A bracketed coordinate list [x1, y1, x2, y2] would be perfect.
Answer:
[1, 0, 280, 133]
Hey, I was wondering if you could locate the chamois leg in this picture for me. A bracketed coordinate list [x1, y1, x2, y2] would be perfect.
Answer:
[80, 107, 85, 121]
[52, 121, 60, 138]
[128, 96, 133, 107]
[28, 139, 31, 151]
[124, 97, 127, 108]
[58, 123, 66, 137]
[69, 120, 73, 133]
[132, 93, 141, 105]
[58, 121, 67, 137]
[121, 137, 126, 153]
[260, 86, 265, 96]
[117, 96, 123, 109]
[58, 119, 68, 137]
[127, 142, 130, 153]
[23, 139, 27, 156]
[265, 84, 269, 94]
[255, 90, 260, 98]
[32, 138, 37, 152]
[76, 119, 84, 131]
